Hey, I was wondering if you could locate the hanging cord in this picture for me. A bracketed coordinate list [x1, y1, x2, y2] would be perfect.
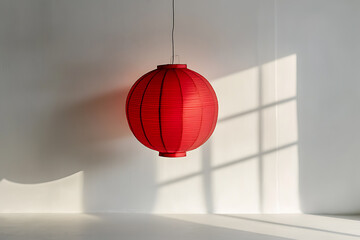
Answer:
[171, 0, 175, 64]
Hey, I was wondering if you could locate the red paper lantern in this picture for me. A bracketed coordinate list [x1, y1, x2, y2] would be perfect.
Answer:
[126, 64, 218, 157]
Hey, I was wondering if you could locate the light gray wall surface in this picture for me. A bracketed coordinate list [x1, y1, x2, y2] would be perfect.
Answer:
[0, 0, 359, 213]
[279, 0, 360, 214]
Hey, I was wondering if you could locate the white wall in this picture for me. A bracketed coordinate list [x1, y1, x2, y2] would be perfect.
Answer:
[0, 0, 359, 214]
[278, 0, 360, 214]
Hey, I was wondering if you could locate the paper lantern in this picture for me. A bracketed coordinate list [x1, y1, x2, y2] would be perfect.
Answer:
[126, 64, 218, 157]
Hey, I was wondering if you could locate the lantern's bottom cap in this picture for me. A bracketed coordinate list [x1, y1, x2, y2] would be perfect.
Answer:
[159, 152, 186, 158]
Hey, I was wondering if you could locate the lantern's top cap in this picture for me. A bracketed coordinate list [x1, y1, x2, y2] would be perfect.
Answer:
[157, 64, 187, 69]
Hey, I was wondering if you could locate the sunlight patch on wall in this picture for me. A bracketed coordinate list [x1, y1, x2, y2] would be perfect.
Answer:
[152, 54, 299, 213]
[262, 100, 298, 151]
[153, 174, 205, 213]
[262, 105, 277, 151]
[212, 67, 259, 119]
[277, 100, 298, 147]
[262, 54, 297, 105]
[209, 53, 299, 213]
[212, 112, 258, 167]
[276, 54, 297, 101]
[153, 144, 205, 213]
[261, 54, 299, 213]
[276, 145, 299, 213]
[0, 172, 83, 213]
[155, 149, 202, 183]
[212, 157, 259, 213]
[263, 145, 299, 213]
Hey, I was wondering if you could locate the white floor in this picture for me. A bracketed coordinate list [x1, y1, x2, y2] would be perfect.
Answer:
[0, 214, 360, 240]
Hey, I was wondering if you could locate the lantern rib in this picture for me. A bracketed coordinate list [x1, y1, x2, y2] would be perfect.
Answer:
[173, 69, 184, 152]
[179, 69, 203, 150]
[126, 70, 156, 135]
[189, 69, 218, 142]
[159, 70, 169, 153]
[139, 70, 161, 149]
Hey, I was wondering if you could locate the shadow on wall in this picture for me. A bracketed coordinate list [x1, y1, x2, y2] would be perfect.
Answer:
[0, 78, 156, 212]
[0, 0, 171, 212]
[43, 88, 132, 165]
[4, 88, 132, 184]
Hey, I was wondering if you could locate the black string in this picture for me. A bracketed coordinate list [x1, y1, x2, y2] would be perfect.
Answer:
[171, 0, 175, 64]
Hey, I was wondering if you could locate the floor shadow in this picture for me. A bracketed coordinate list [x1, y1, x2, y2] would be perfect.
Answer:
[315, 214, 360, 221]
[0, 213, 292, 240]
[220, 215, 360, 238]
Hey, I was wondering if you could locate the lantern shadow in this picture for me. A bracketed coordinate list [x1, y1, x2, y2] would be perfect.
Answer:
[0, 0, 161, 213]
[42, 87, 157, 212]
[0, 82, 157, 212]
[0, 87, 132, 184]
